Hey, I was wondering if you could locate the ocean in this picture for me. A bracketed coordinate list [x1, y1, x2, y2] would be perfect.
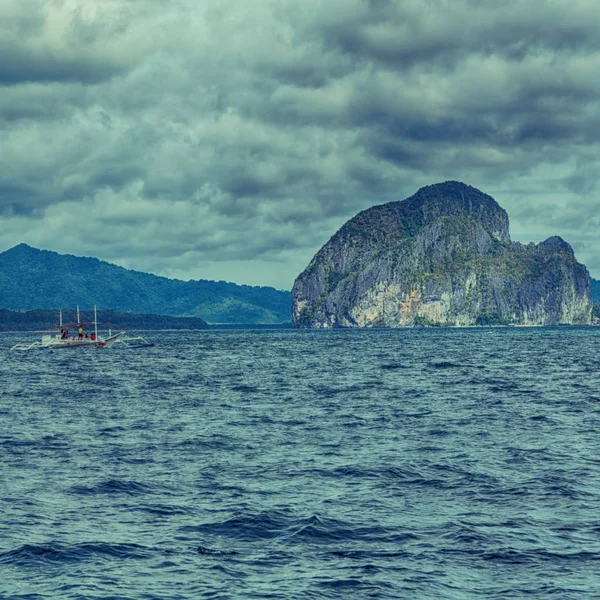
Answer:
[1, 327, 600, 599]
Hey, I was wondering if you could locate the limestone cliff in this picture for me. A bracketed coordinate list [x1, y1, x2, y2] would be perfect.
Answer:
[292, 181, 592, 327]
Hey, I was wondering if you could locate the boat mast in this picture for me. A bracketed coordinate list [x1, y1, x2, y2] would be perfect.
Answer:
[94, 305, 98, 340]
[59, 310, 63, 328]
[77, 305, 80, 325]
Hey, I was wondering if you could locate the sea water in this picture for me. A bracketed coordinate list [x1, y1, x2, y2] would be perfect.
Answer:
[1, 327, 600, 599]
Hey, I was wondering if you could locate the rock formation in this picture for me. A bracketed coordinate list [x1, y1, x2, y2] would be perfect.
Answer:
[292, 181, 592, 327]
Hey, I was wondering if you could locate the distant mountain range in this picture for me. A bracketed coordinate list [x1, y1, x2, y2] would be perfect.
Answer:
[0, 244, 291, 324]
[0, 308, 208, 332]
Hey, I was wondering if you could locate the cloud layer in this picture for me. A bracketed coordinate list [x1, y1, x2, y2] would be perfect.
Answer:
[2, 0, 600, 288]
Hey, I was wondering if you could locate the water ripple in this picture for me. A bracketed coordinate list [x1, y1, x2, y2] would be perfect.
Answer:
[2, 327, 600, 598]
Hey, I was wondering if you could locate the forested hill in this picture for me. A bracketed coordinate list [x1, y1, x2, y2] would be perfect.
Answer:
[0, 308, 208, 332]
[0, 244, 291, 324]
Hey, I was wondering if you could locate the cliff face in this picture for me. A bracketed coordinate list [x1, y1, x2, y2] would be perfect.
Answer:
[292, 182, 592, 327]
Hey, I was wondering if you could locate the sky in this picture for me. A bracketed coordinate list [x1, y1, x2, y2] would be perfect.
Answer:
[2, 0, 600, 290]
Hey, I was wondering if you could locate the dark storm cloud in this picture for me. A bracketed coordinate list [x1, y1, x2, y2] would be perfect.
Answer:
[0, 0, 154, 86]
[319, 0, 600, 68]
[0, 181, 46, 216]
[0, 83, 87, 123]
[0, 44, 129, 85]
[1, 0, 600, 288]
[563, 156, 600, 195]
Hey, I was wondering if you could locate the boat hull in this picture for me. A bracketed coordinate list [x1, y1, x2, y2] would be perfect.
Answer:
[11, 332, 125, 351]
[44, 332, 124, 349]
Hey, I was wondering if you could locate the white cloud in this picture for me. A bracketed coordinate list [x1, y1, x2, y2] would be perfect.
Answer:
[1, 0, 600, 288]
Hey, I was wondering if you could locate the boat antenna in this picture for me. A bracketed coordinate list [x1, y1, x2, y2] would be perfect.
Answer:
[94, 305, 98, 340]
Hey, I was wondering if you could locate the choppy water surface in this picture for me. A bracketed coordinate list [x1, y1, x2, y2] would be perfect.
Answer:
[1, 327, 600, 599]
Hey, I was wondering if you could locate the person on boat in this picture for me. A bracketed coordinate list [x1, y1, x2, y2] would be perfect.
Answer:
[90, 333, 96, 341]
[60, 328, 68, 340]
[78, 325, 83, 339]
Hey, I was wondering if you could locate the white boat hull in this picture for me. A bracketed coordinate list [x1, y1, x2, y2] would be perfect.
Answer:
[11, 332, 125, 351]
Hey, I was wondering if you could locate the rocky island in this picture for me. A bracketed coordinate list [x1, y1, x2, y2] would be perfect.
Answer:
[292, 181, 592, 327]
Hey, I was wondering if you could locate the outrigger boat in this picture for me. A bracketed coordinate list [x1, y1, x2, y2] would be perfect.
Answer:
[11, 306, 126, 351]
[112, 335, 154, 349]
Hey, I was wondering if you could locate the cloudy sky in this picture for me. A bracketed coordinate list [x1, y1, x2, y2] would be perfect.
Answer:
[2, 0, 600, 289]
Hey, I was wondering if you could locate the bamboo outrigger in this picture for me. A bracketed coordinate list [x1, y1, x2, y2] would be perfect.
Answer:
[11, 306, 125, 351]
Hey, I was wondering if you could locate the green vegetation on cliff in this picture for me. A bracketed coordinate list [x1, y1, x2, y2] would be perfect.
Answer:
[292, 181, 592, 328]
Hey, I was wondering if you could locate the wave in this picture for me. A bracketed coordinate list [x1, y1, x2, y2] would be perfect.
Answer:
[0, 542, 152, 565]
[3, 328, 600, 599]
[68, 479, 164, 497]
